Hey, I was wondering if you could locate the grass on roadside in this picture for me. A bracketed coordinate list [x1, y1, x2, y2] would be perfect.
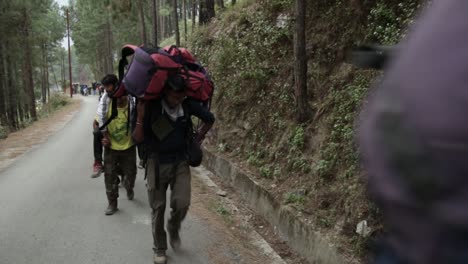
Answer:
[39, 93, 70, 118]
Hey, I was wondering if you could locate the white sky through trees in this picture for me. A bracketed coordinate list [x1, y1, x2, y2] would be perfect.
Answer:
[55, 0, 73, 48]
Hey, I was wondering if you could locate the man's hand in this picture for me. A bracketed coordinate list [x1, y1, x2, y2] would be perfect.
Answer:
[194, 132, 205, 145]
[195, 122, 213, 145]
[102, 135, 111, 147]
[93, 120, 99, 130]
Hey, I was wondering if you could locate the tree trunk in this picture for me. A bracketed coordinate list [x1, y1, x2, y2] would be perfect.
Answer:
[183, 0, 188, 43]
[293, 0, 309, 122]
[207, 0, 215, 20]
[216, 0, 224, 9]
[160, 9, 165, 39]
[16, 57, 26, 124]
[0, 43, 7, 126]
[51, 63, 59, 94]
[41, 43, 47, 104]
[23, 9, 37, 121]
[137, 0, 148, 46]
[20, 60, 30, 122]
[61, 51, 66, 92]
[232, 0, 236, 6]
[192, 0, 196, 32]
[188, 0, 192, 19]
[152, 0, 159, 46]
[168, 12, 173, 38]
[106, 19, 114, 73]
[173, 0, 180, 46]
[46, 47, 50, 102]
[199, 0, 206, 25]
[7, 49, 19, 129]
[199, 0, 214, 25]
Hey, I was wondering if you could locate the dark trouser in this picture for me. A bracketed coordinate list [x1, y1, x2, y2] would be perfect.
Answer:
[93, 129, 103, 162]
[137, 144, 147, 166]
[146, 158, 191, 252]
[104, 146, 137, 200]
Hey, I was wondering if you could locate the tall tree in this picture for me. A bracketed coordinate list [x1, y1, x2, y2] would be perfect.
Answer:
[232, 0, 236, 6]
[206, 0, 215, 19]
[173, 0, 180, 46]
[216, 0, 224, 9]
[293, 0, 309, 122]
[137, 0, 148, 45]
[106, 16, 114, 72]
[22, 8, 37, 121]
[199, 0, 214, 25]
[192, 0, 196, 32]
[6, 41, 19, 129]
[152, 0, 159, 46]
[183, 0, 188, 42]
[0, 43, 7, 126]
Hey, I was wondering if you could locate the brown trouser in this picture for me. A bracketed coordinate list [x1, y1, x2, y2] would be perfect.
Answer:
[104, 146, 137, 200]
[146, 158, 191, 252]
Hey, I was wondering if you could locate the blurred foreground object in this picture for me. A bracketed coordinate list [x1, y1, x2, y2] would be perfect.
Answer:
[359, 1, 468, 263]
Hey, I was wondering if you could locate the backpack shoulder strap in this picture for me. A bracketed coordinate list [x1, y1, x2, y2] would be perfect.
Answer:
[99, 97, 118, 130]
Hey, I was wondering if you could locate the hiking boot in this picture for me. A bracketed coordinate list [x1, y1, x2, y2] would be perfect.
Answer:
[126, 188, 134, 200]
[153, 251, 167, 264]
[168, 224, 181, 250]
[91, 161, 103, 178]
[105, 200, 118, 215]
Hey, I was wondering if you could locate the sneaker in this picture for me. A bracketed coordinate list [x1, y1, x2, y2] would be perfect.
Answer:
[153, 251, 167, 264]
[105, 200, 118, 215]
[91, 161, 103, 178]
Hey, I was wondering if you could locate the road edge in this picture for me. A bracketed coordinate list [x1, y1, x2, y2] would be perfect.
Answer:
[0, 98, 82, 172]
[192, 166, 287, 264]
[201, 147, 344, 264]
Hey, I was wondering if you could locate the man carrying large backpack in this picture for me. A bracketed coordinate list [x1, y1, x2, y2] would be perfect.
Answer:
[133, 74, 215, 264]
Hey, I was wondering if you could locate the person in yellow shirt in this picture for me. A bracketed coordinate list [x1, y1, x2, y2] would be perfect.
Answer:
[97, 74, 137, 215]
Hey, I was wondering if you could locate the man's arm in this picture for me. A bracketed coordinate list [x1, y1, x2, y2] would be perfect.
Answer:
[187, 100, 215, 144]
[132, 100, 146, 144]
[96, 92, 110, 131]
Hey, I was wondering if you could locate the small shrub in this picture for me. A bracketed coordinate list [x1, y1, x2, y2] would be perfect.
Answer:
[285, 192, 305, 205]
[290, 126, 305, 150]
[216, 205, 230, 216]
[259, 166, 273, 179]
[247, 151, 263, 166]
[49, 94, 70, 111]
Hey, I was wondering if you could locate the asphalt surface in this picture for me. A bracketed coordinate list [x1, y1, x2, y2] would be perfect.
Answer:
[0, 96, 258, 264]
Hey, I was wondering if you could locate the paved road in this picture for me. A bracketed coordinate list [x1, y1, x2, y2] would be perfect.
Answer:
[0, 96, 276, 264]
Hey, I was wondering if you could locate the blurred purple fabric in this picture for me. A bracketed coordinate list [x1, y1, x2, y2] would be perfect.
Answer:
[359, 1, 468, 263]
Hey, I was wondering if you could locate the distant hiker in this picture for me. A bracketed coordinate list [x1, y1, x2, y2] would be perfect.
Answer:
[133, 74, 215, 264]
[359, 1, 468, 263]
[93, 74, 137, 215]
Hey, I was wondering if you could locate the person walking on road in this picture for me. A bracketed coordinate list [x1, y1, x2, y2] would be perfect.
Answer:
[133, 74, 215, 264]
[95, 74, 137, 215]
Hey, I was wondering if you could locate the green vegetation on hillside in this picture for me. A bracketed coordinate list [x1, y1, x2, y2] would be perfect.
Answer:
[187, 0, 423, 258]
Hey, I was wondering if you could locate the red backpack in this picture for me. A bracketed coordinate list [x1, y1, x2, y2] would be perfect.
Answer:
[115, 45, 214, 106]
